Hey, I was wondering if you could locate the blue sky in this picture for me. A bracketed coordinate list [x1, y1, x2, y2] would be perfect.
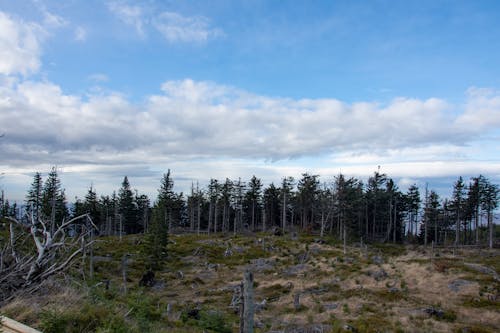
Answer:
[0, 0, 499, 202]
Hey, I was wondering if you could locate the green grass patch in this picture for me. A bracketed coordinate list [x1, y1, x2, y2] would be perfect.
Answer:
[347, 314, 393, 333]
[259, 283, 293, 301]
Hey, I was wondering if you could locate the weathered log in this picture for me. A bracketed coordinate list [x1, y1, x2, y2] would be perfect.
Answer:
[240, 269, 254, 333]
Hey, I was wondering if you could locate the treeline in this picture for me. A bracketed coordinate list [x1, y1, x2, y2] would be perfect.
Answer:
[1, 168, 498, 247]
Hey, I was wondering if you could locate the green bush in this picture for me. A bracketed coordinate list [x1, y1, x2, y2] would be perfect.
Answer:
[180, 305, 231, 333]
[39, 305, 110, 333]
[39, 305, 143, 333]
[199, 310, 232, 333]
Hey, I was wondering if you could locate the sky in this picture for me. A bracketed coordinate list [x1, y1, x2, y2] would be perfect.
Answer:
[0, 0, 499, 203]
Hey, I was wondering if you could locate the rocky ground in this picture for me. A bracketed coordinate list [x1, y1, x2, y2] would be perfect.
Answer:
[2, 233, 499, 332]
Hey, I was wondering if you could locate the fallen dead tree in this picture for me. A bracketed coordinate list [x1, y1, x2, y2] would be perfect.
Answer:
[0, 315, 42, 333]
[0, 213, 96, 304]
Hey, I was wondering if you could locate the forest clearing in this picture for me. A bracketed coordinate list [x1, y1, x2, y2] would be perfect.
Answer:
[1, 232, 499, 333]
[2, 1, 500, 332]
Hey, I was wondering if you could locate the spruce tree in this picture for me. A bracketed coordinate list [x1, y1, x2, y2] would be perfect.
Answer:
[244, 175, 262, 231]
[40, 167, 68, 232]
[84, 185, 100, 226]
[25, 172, 43, 221]
[118, 176, 138, 234]
[405, 184, 420, 240]
[145, 170, 174, 270]
[451, 176, 466, 245]
[479, 178, 499, 248]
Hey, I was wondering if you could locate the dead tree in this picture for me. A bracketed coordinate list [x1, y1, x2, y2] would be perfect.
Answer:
[240, 270, 254, 333]
[0, 213, 96, 304]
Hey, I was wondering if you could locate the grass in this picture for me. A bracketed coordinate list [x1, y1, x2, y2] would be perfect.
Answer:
[347, 314, 394, 333]
[2, 233, 499, 333]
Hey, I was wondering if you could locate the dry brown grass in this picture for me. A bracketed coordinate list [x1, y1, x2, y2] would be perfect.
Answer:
[2, 236, 499, 333]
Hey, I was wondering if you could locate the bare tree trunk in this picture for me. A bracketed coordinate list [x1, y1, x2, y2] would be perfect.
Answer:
[343, 216, 347, 255]
[393, 199, 397, 243]
[387, 199, 392, 242]
[208, 199, 213, 235]
[488, 210, 493, 249]
[430, 241, 434, 266]
[434, 212, 438, 245]
[282, 192, 286, 233]
[89, 224, 94, 279]
[197, 183, 201, 235]
[251, 201, 255, 232]
[239, 270, 254, 333]
[320, 211, 325, 238]
[50, 197, 56, 235]
[9, 222, 17, 263]
[424, 185, 428, 246]
[365, 202, 369, 239]
[293, 293, 301, 311]
[475, 206, 480, 244]
[190, 183, 194, 232]
[214, 199, 219, 234]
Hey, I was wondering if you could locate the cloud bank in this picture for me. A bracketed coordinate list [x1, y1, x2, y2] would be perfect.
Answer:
[0, 78, 499, 167]
[0, 8, 498, 201]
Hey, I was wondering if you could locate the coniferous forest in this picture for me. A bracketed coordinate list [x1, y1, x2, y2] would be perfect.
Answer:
[1, 168, 499, 333]
[3, 168, 498, 247]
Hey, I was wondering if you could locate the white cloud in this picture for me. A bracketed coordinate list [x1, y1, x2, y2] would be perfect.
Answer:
[106, 2, 223, 42]
[153, 12, 223, 43]
[107, 1, 146, 37]
[0, 11, 43, 75]
[88, 73, 109, 83]
[1, 77, 499, 201]
[74, 26, 87, 41]
[456, 87, 500, 131]
[1, 78, 499, 163]
[41, 9, 67, 28]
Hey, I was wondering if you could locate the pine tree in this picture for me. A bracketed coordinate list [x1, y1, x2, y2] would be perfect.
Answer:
[145, 171, 174, 270]
[263, 183, 280, 230]
[297, 173, 320, 231]
[41, 167, 67, 232]
[207, 179, 219, 233]
[136, 193, 150, 233]
[366, 170, 387, 240]
[421, 190, 441, 245]
[84, 185, 100, 227]
[467, 177, 481, 244]
[451, 176, 466, 245]
[479, 178, 499, 249]
[280, 177, 294, 234]
[25, 172, 43, 221]
[335, 174, 364, 241]
[118, 176, 138, 234]
[244, 175, 262, 232]
[405, 184, 420, 240]
[220, 179, 233, 232]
